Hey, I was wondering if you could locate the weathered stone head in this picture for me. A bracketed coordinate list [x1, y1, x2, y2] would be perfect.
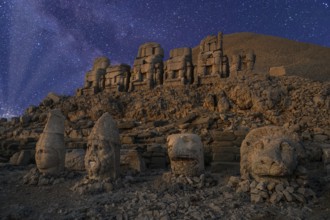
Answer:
[240, 126, 305, 182]
[85, 113, 120, 180]
[35, 109, 65, 175]
[167, 134, 204, 176]
[84, 57, 110, 90]
[92, 56, 110, 70]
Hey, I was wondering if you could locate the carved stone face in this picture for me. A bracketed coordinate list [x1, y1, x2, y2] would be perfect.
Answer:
[93, 57, 110, 70]
[167, 134, 204, 176]
[250, 138, 297, 177]
[35, 109, 65, 175]
[85, 139, 116, 180]
[35, 135, 61, 174]
[240, 126, 305, 182]
[84, 113, 120, 180]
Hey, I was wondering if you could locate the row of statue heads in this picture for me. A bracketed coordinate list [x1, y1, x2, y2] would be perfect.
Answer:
[35, 110, 120, 180]
[78, 32, 256, 95]
[35, 110, 306, 191]
[35, 110, 206, 181]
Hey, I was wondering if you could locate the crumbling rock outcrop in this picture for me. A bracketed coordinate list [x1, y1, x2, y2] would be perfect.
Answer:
[217, 90, 231, 113]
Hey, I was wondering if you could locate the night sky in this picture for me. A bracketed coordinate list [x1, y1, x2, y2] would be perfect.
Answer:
[0, 0, 329, 118]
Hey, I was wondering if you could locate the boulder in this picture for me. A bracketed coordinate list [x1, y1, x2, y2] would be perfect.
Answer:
[65, 149, 85, 171]
[230, 85, 252, 110]
[269, 66, 286, 76]
[10, 150, 33, 165]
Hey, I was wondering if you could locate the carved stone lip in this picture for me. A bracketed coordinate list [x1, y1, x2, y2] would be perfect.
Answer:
[37, 165, 48, 169]
[172, 156, 196, 161]
[254, 164, 289, 176]
[88, 160, 97, 168]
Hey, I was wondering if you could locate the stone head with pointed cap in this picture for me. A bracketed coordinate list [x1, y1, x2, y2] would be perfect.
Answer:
[85, 112, 121, 180]
[35, 109, 65, 175]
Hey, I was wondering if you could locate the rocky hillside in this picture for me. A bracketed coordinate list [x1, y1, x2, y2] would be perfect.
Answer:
[1, 31, 330, 219]
[1, 73, 329, 169]
[1, 67, 330, 219]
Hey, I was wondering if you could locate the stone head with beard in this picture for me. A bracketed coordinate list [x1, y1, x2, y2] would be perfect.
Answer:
[85, 113, 120, 180]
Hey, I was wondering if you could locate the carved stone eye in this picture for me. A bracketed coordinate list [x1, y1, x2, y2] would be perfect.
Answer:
[106, 143, 115, 154]
[255, 142, 264, 150]
[280, 141, 292, 151]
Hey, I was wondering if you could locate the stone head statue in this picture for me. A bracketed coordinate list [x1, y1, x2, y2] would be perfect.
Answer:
[92, 57, 110, 70]
[35, 109, 65, 175]
[240, 126, 305, 182]
[84, 57, 110, 89]
[85, 113, 120, 180]
[167, 134, 204, 176]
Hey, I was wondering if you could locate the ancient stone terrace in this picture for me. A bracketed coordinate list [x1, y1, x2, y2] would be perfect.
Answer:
[76, 32, 256, 95]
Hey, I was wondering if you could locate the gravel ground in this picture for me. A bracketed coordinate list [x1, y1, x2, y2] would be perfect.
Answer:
[1, 163, 329, 220]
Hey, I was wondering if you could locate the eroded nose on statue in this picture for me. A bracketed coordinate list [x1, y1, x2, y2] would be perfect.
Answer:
[35, 149, 43, 160]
